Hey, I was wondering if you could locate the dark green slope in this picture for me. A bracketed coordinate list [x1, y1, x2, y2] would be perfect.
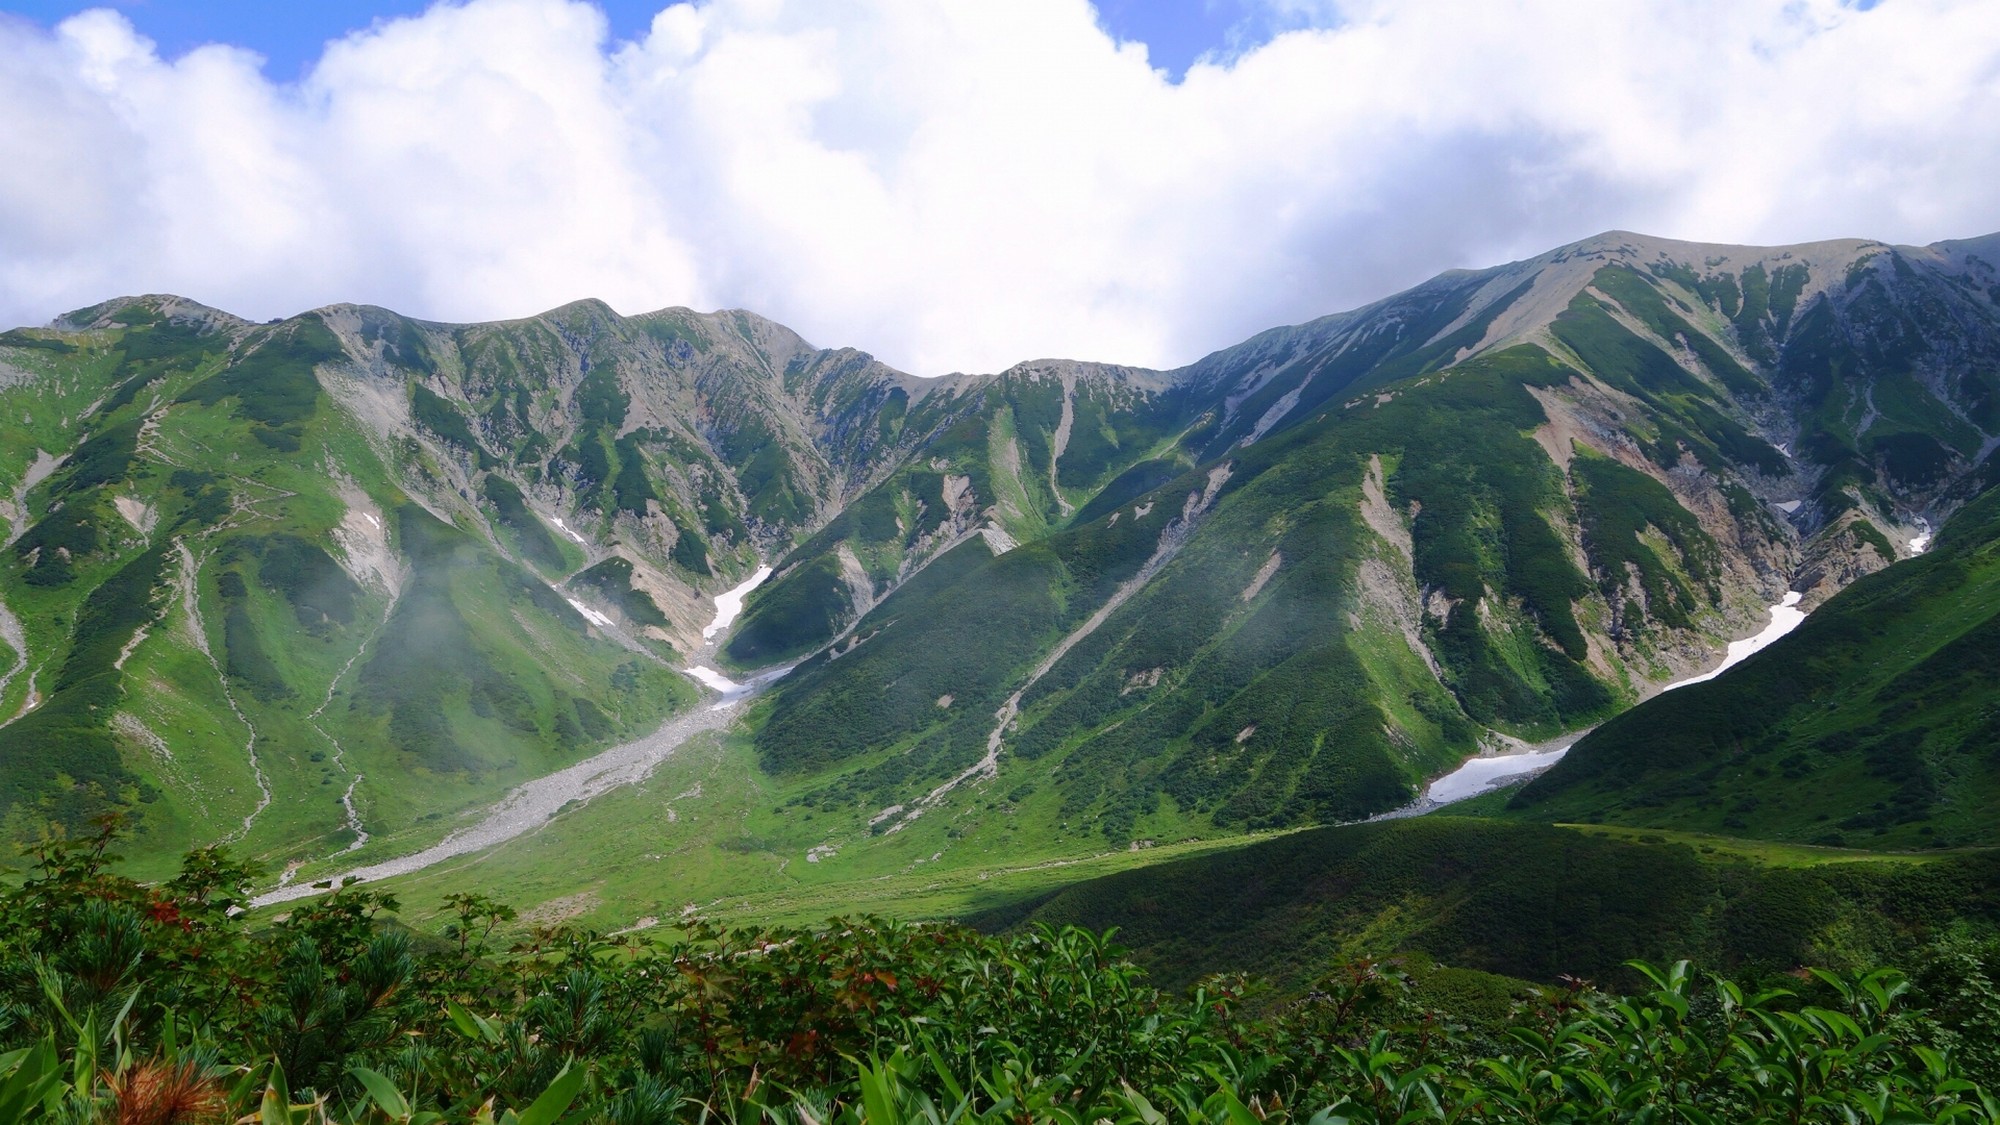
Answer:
[1015, 348, 1609, 836]
[974, 816, 2000, 993]
[1513, 478, 2000, 848]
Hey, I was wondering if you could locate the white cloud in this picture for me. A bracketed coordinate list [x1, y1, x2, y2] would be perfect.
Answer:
[1, 0, 1997, 374]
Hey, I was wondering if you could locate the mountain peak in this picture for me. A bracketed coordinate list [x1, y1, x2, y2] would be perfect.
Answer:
[51, 294, 249, 333]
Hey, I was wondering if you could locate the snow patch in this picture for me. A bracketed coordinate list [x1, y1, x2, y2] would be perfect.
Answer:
[1412, 592, 1810, 809]
[703, 566, 772, 640]
[565, 597, 614, 628]
[685, 665, 739, 693]
[550, 516, 590, 547]
[1665, 592, 1806, 690]
[1424, 745, 1571, 804]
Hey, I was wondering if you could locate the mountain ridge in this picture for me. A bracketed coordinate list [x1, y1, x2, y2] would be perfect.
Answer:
[3, 225, 1997, 883]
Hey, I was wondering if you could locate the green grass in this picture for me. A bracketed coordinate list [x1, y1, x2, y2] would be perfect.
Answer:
[724, 553, 853, 666]
[322, 725, 1285, 933]
[570, 557, 668, 628]
[975, 814, 2000, 993]
[409, 382, 493, 467]
[1556, 822, 1962, 868]
[478, 474, 575, 575]
[0, 308, 705, 868]
[8, 237, 2000, 912]
[1571, 449, 1719, 630]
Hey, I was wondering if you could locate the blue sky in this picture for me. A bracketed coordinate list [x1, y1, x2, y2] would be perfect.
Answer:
[0, 0, 1268, 80]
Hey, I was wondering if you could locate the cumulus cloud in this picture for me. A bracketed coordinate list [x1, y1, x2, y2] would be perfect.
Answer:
[1, 0, 1997, 374]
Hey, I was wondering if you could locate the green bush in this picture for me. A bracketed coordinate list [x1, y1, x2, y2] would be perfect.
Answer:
[1, 820, 1995, 1124]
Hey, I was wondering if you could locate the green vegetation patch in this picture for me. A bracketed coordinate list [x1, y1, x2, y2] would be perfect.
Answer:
[1570, 449, 1719, 630]
[409, 382, 493, 467]
[178, 316, 340, 448]
[609, 433, 659, 518]
[244, 533, 361, 634]
[478, 474, 569, 575]
[11, 823, 2000, 1125]
[981, 815, 2000, 993]
[726, 555, 854, 666]
[0, 543, 168, 833]
[571, 556, 668, 628]
[345, 503, 687, 793]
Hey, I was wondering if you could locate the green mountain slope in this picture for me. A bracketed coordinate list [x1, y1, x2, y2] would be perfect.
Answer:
[5, 227, 1999, 889]
[0, 302, 698, 871]
[733, 231, 2000, 864]
[1512, 478, 2000, 848]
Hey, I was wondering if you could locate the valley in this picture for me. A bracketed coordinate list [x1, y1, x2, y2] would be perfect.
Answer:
[252, 564, 790, 907]
[1405, 585, 1811, 807]
[9, 3, 2000, 1115]
[0, 228, 1996, 946]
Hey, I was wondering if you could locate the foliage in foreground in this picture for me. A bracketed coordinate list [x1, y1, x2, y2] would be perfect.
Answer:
[2, 819, 1998, 1123]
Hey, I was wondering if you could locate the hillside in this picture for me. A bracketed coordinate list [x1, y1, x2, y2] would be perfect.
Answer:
[974, 815, 2000, 992]
[2, 228, 1998, 889]
[1511, 478, 2000, 848]
[735, 230, 2000, 860]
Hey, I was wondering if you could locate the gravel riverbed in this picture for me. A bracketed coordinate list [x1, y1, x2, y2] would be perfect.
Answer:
[252, 569, 781, 908]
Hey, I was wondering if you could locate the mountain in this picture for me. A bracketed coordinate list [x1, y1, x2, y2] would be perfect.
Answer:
[737, 230, 2000, 850]
[0, 296, 942, 869]
[1511, 477, 2000, 849]
[2, 228, 1997, 879]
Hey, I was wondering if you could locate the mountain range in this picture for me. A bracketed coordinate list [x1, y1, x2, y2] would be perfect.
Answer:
[3, 227, 1998, 894]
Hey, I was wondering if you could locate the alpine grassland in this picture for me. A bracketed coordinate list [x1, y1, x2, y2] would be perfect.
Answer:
[10, 232, 2000, 885]
[0, 304, 697, 878]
